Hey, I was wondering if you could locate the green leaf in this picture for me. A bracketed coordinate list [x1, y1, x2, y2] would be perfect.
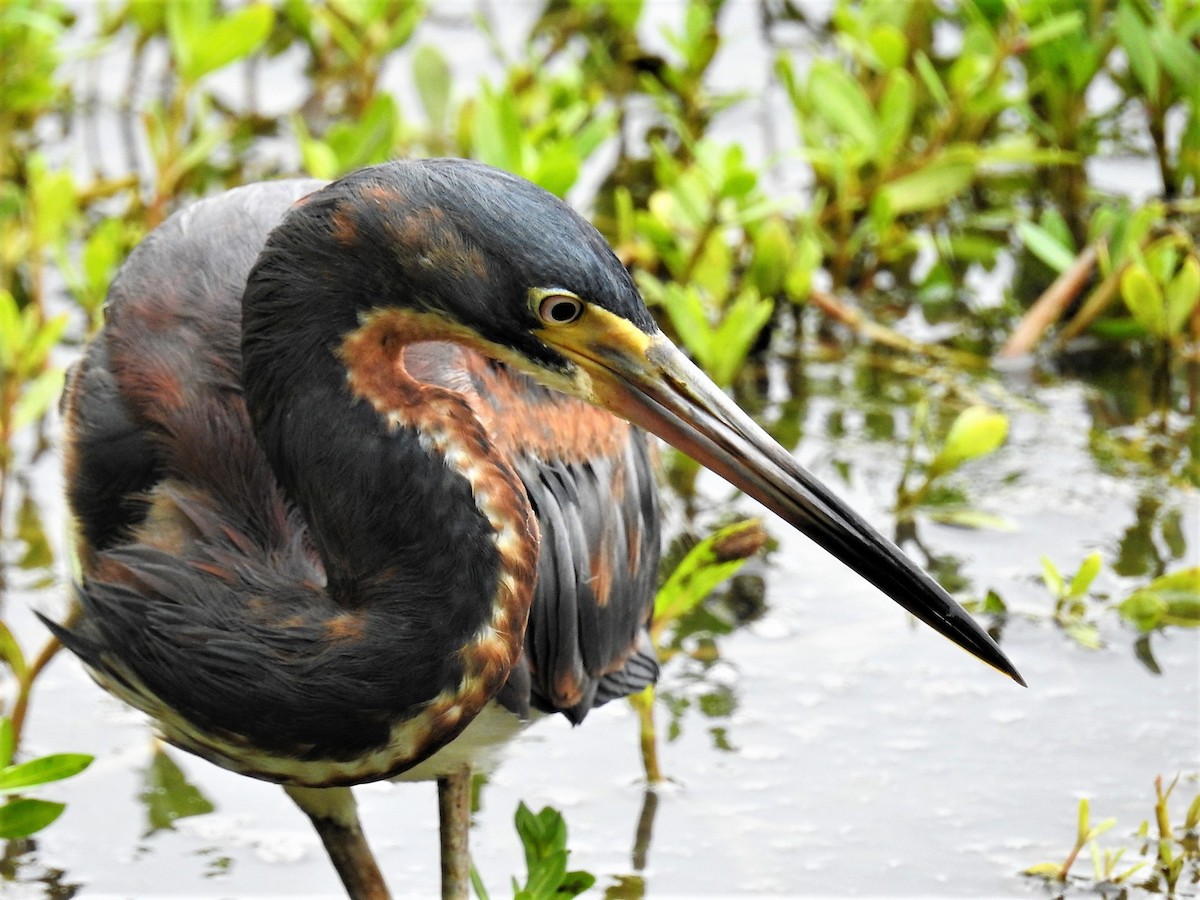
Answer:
[79, 218, 132, 312]
[13, 366, 65, 431]
[1119, 590, 1167, 631]
[925, 508, 1015, 530]
[179, 3, 274, 82]
[559, 870, 596, 896]
[877, 69, 915, 162]
[1143, 567, 1200, 596]
[927, 405, 1008, 478]
[1017, 221, 1076, 274]
[300, 139, 339, 181]
[470, 87, 522, 176]
[0, 622, 27, 682]
[1068, 551, 1103, 599]
[1023, 861, 1063, 878]
[525, 852, 567, 898]
[413, 45, 451, 129]
[29, 159, 77, 250]
[867, 24, 908, 69]
[0, 289, 21, 370]
[1186, 792, 1200, 829]
[1116, 1, 1158, 97]
[1152, 24, 1200, 92]
[1041, 557, 1066, 598]
[747, 216, 791, 296]
[0, 798, 65, 839]
[656, 283, 713, 369]
[691, 232, 733, 299]
[172, 122, 229, 185]
[654, 520, 767, 630]
[1120, 263, 1167, 337]
[1123, 567, 1200, 629]
[807, 60, 878, 147]
[1143, 237, 1180, 284]
[1165, 256, 1200, 336]
[320, 94, 401, 173]
[1024, 11, 1085, 48]
[708, 288, 774, 386]
[1064, 621, 1101, 648]
[982, 589, 1008, 615]
[1088, 817, 1118, 841]
[22, 311, 67, 375]
[0, 754, 93, 795]
[875, 158, 976, 220]
[914, 51, 950, 109]
[16, 492, 53, 571]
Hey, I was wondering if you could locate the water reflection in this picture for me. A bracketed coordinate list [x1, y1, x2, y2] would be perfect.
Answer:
[602, 787, 659, 900]
[0, 838, 79, 899]
[139, 745, 215, 836]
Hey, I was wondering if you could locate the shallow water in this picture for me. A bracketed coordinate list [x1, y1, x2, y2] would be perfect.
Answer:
[6, 351, 1196, 898]
[5, 2, 1199, 897]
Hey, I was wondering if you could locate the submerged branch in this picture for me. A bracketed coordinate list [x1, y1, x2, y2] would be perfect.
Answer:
[808, 289, 987, 369]
[1000, 244, 1098, 358]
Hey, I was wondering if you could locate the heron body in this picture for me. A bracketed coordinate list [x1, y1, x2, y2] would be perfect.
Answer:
[49, 159, 1021, 899]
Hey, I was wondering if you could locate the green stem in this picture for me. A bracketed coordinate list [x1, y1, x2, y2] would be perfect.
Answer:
[9, 632, 67, 752]
[629, 687, 663, 784]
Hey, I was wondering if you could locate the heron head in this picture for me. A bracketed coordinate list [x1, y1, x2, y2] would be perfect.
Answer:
[300, 158, 655, 398]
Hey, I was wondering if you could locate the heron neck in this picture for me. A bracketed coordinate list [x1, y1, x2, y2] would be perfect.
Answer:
[240, 265, 537, 671]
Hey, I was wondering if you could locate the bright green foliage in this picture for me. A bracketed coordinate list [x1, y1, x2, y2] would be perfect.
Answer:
[0, 290, 66, 436]
[1041, 551, 1105, 649]
[1023, 797, 1125, 883]
[461, 75, 614, 197]
[1030, 552, 1199, 650]
[0, 719, 92, 840]
[0, 0, 70, 180]
[472, 804, 594, 900]
[1025, 777, 1200, 893]
[0, 752, 93, 796]
[296, 94, 405, 180]
[896, 401, 1011, 529]
[165, 1, 275, 84]
[629, 141, 803, 385]
[1017, 219, 1077, 275]
[927, 406, 1009, 479]
[413, 44, 452, 132]
[652, 519, 766, 643]
[1119, 238, 1200, 341]
[1118, 567, 1200, 631]
[66, 218, 145, 326]
[631, 517, 768, 783]
[511, 804, 594, 900]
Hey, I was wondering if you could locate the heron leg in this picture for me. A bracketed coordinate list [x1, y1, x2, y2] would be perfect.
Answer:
[437, 767, 472, 900]
[285, 784, 391, 900]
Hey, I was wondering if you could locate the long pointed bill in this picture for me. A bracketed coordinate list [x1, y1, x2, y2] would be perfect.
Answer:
[541, 315, 1024, 686]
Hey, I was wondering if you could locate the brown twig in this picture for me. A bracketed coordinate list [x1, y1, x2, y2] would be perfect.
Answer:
[1000, 244, 1098, 357]
[1053, 262, 1126, 348]
[808, 288, 987, 368]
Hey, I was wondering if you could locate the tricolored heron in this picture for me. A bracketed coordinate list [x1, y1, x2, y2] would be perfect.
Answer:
[46, 159, 1022, 899]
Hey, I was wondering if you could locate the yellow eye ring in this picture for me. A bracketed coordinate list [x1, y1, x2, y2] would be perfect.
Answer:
[538, 294, 584, 325]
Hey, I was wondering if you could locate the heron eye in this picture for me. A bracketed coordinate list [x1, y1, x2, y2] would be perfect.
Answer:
[538, 294, 584, 325]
